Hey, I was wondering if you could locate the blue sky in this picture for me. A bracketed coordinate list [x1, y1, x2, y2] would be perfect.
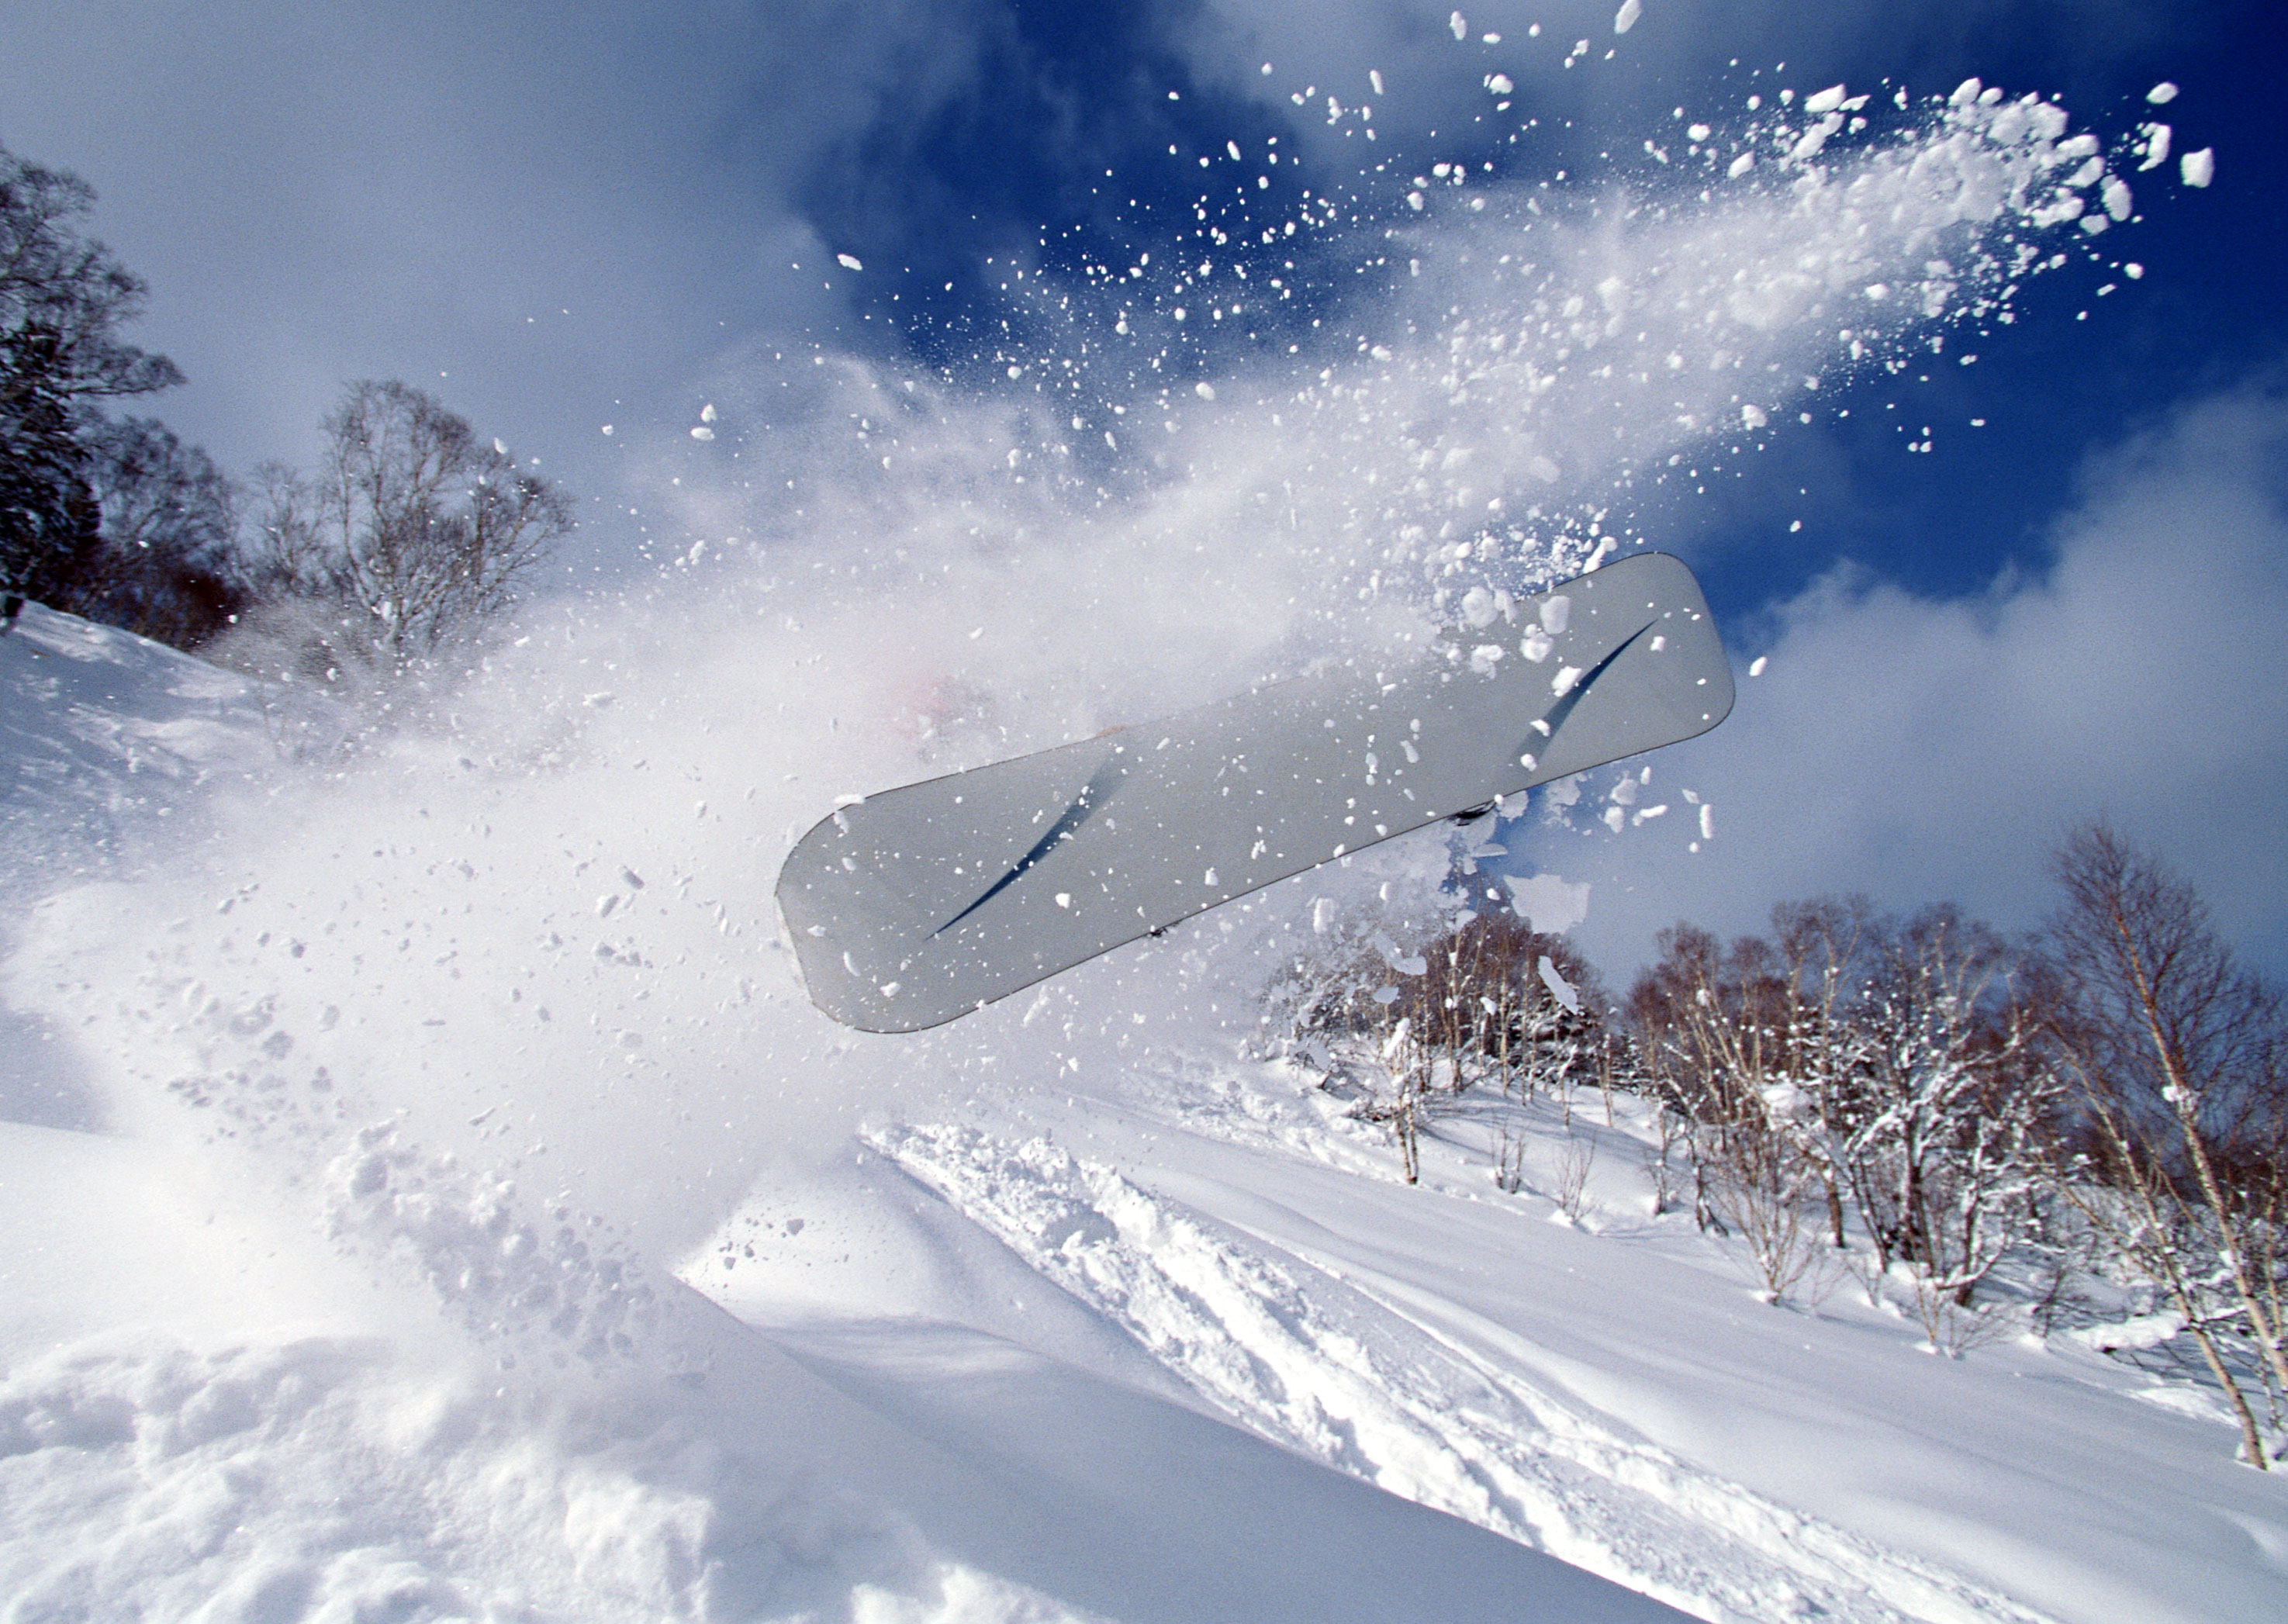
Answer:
[5, 0, 2283, 975]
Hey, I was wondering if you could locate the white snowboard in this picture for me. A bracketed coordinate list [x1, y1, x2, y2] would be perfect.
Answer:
[778, 551, 1733, 1031]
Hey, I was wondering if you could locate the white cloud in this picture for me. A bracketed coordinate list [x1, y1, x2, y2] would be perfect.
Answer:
[0, 0, 951, 492]
[1547, 380, 2288, 977]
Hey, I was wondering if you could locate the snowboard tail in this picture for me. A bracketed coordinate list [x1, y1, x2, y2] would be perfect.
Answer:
[776, 551, 1732, 1032]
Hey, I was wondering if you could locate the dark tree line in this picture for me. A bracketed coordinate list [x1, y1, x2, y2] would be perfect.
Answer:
[2, 139, 572, 670]
[0, 143, 223, 639]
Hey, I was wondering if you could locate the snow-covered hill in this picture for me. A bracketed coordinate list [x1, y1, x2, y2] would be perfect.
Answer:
[3, 604, 2283, 1622]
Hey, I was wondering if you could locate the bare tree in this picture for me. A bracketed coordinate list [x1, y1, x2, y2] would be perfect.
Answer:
[249, 381, 573, 676]
[1630, 923, 1806, 1242]
[1771, 897, 1875, 1249]
[2042, 822, 2288, 1467]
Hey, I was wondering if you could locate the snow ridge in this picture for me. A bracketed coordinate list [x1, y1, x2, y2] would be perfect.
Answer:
[870, 1123, 2056, 1624]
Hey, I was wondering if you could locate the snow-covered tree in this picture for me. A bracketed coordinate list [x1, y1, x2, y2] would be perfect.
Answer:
[1273, 900, 1601, 1186]
[1628, 922, 1834, 1294]
[1834, 908, 2058, 1349]
[1631, 899, 2058, 1323]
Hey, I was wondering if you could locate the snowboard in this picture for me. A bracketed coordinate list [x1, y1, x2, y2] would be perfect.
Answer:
[777, 551, 1733, 1032]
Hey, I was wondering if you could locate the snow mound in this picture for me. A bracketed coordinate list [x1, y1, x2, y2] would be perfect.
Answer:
[0, 1328, 1095, 1623]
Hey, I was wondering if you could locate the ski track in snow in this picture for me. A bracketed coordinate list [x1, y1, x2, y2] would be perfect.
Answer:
[869, 1121, 2055, 1624]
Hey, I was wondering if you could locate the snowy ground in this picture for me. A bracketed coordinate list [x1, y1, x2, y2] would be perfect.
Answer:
[5, 602, 2286, 1622]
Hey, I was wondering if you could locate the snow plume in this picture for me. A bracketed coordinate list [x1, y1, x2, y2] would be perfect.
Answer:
[792, 74, 2167, 638]
[16, 53, 2151, 1397]
[1, 68, 2188, 1622]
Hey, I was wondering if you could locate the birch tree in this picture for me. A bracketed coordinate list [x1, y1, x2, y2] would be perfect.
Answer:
[2042, 822, 2288, 1466]
[250, 381, 572, 676]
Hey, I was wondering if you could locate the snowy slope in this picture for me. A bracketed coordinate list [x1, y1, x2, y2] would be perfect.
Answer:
[819, 1066, 2288, 1622]
[2, 603, 282, 1131]
[1, 602, 275, 876]
[0, 607, 1690, 1620]
[0, 1117, 1685, 1623]
[6, 600, 2288, 1622]
[4, 588, 2284, 1624]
